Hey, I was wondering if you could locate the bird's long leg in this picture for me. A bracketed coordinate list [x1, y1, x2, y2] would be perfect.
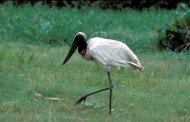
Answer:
[75, 87, 110, 105]
[107, 71, 113, 115]
[75, 72, 113, 115]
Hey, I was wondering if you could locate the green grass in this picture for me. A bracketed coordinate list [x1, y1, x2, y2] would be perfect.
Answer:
[0, 2, 190, 122]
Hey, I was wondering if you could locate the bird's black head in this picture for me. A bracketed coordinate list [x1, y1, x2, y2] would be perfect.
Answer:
[62, 32, 87, 65]
[75, 33, 87, 54]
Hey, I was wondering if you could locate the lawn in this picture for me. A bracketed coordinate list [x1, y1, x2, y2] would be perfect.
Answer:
[0, 2, 190, 122]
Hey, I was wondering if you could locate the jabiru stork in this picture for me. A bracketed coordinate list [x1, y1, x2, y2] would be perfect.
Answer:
[62, 32, 143, 115]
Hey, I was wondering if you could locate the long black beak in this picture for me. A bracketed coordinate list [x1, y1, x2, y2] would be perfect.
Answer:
[62, 40, 78, 65]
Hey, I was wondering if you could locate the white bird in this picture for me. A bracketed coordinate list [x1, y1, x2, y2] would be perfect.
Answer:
[62, 32, 143, 115]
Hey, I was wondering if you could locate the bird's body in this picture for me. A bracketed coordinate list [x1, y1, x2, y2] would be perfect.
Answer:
[62, 32, 143, 115]
[81, 37, 143, 71]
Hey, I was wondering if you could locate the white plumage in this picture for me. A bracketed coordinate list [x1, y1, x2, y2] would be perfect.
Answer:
[62, 32, 143, 115]
[83, 37, 143, 71]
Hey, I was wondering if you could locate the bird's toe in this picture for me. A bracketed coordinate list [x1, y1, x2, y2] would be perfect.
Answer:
[75, 95, 87, 105]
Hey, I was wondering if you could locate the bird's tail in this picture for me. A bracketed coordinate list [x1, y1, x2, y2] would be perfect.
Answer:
[128, 61, 144, 71]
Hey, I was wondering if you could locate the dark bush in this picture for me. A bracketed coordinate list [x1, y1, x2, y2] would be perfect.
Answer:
[157, 10, 190, 52]
[1, 0, 190, 10]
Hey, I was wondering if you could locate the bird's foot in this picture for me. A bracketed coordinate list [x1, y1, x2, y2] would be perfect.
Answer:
[75, 95, 88, 105]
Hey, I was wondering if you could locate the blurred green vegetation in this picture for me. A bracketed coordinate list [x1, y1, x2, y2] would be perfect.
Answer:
[0, 2, 177, 51]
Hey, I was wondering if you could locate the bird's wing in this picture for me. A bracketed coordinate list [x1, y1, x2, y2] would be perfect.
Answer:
[88, 39, 143, 71]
